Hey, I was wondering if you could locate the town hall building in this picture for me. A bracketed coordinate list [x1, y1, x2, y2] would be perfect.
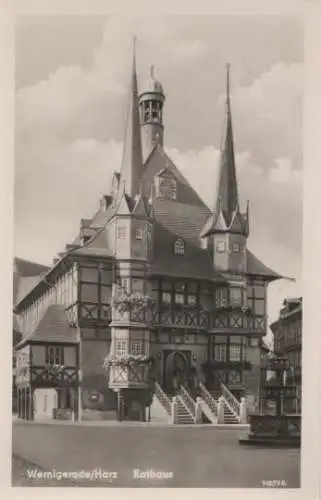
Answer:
[14, 47, 282, 424]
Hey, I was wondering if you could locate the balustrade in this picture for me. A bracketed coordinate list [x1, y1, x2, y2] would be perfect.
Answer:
[107, 298, 266, 334]
[220, 381, 240, 420]
[154, 381, 172, 415]
[179, 385, 196, 418]
[199, 382, 218, 416]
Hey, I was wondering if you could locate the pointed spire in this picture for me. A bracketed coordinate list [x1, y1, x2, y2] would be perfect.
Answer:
[215, 63, 239, 226]
[119, 37, 143, 200]
[150, 64, 154, 77]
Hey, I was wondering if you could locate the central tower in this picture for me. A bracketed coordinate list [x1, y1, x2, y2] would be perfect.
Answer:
[139, 66, 165, 163]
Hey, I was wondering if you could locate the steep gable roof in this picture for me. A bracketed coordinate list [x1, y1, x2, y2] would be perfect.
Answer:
[246, 250, 281, 280]
[14, 257, 49, 278]
[13, 257, 50, 312]
[141, 145, 281, 282]
[15, 305, 78, 349]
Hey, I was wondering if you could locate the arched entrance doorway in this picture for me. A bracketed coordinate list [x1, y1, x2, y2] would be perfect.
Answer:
[163, 350, 190, 394]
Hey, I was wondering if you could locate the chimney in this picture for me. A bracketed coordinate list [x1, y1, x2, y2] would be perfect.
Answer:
[80, 218, 91, 229]
[100, 195, 113, 212]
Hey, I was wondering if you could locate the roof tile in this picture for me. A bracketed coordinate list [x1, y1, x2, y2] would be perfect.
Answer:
[15, 305, 78, 349]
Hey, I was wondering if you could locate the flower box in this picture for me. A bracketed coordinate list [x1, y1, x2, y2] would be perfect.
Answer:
[103, 354, 151, 370]
[111, 293, 155, 314]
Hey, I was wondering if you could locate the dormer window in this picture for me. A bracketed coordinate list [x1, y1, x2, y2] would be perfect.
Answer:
[155, 169, 177, 200]
[174, 239, 185, 256]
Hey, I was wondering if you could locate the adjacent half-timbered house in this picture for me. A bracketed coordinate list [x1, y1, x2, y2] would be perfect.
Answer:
[270, 298, 302, 413]
[15, 305, 79, 420]
[14, 49, 284, 423]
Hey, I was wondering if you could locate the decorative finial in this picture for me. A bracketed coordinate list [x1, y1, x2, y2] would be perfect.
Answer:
[226, 62, 231, 106]
[150, 64, 154, 78]
[132, 35, 137, 64]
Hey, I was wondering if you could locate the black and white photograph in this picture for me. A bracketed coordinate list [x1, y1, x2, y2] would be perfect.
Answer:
[7, 2, 312, 491]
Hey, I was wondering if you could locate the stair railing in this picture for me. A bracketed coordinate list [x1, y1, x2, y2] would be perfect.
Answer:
[179, 385, 196, 418]
[220, 381, 240, 421]
[154, 381, 172, 416]
[199, 382, 218, 417]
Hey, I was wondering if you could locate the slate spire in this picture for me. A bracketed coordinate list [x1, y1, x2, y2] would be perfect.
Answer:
[119, 37, 143, 199]
[215, 63, 239, 226]
[200, 64, 249, 239]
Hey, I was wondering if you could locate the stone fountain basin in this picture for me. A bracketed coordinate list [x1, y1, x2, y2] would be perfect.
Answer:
[239, 414, 301, 448]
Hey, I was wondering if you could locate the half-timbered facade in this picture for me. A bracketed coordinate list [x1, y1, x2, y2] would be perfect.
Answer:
[14, 49, 283, 423]
[270, 298, 302, 413]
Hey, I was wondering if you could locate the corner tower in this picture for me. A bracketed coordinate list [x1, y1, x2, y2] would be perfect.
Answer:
[119, 39, 143, 200]
[201, 64, 249, 275]
[139, 66, 165, 163]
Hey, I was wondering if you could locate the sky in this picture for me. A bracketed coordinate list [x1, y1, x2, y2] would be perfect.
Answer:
[14, 15, 303, 336]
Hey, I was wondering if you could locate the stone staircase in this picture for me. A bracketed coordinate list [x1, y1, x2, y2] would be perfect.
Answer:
[154, 382, 195, 424]
[209, 390, 239, 424]
[175, 395, 195, 424]
[153, 381, 243, 425]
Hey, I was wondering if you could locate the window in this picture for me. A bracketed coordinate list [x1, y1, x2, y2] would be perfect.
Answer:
[232, 242, 240, 253]
[215, 287, 228, 307]
[230, 344, 241, 361]
[117, 226, 126, 239]
[43, 394, 47, 412]
[214, 344, 227, 361]
[115, 339, 127, 356]
[156, 170, 177, 200]
[247, 283, 266, 316]
[216, 240, 226, 253]
[81, 283, 98, 302]
[161, 292, 171, 304]
[159, 178, 177, 200]
[187, 294, 197, 306]
[121, 279, 129, 293]
[131, 340, 145, 356]
[46, 346, 64, 365]
[175, 293, 184, 305]
[132, 279, 144, 294]
[135, 228, 143, 240]
[174, 239, 185, 256]
[230, 287, 242, 306]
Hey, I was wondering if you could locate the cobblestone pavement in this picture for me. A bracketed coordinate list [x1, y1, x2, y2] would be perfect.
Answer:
[12, 421, 300, 488]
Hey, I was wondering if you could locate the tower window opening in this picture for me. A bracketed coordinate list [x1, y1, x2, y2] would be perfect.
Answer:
[216, 240, 226, 253]
[135, 228, 143, 240]
[174, 239, 185, 256]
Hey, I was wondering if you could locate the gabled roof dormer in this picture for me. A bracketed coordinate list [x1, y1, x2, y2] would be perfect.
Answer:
[155, 167, 177, 200]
